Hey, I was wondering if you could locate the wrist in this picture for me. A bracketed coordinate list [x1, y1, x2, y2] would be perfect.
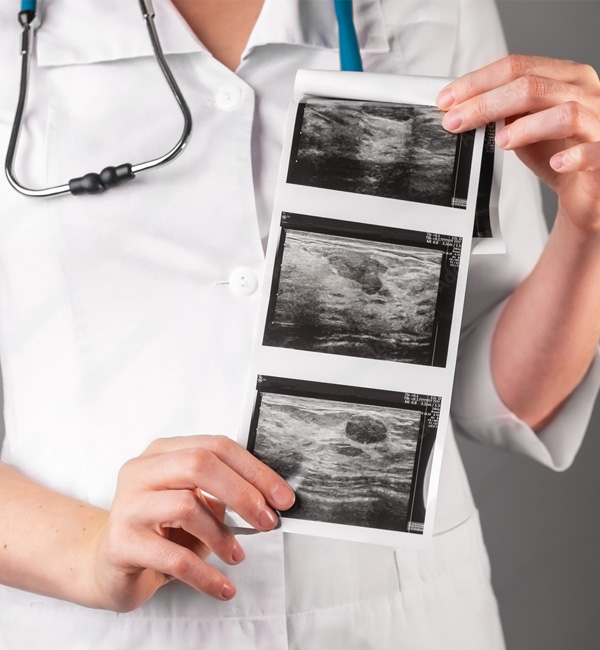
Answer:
[556, 190, 600, 237]
[552, 208, 600, 268]
[53, 507, 114, 610]
[78, 511, 117, 610]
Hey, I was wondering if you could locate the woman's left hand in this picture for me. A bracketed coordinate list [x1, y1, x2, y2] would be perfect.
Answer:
[436, 54, 600, 231]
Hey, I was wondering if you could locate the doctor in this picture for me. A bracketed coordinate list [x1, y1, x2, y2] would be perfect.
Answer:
[0, 0, 599, 649]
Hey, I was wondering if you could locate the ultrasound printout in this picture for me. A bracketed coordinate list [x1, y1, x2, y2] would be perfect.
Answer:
[287, 99, 475, 210]
[233, 71, 487, 548]
[264, 214, 462, 368]
[249, 377, 439, 537]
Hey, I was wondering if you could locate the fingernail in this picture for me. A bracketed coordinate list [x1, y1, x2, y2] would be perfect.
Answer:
[271, 483, 296, 510]
[551, 153, 565, 171]
[443, 110, 462, 131]
[231, 541, 245, 564]
[258, 508, 278, 529]
[436, 88, 455, 110]
[496, 129, 510, 148]
[221, 581, 236, 600]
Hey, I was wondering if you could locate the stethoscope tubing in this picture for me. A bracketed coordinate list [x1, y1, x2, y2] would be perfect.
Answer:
[6, 0, 193, 197]
[132, 0, 193, 175]
[6, 0, 361, 198]
[4, 14, 62, 197]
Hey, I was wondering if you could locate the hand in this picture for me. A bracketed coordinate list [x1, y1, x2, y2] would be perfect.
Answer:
[436, 54, 600, 231]
[89, 435, 295, 612]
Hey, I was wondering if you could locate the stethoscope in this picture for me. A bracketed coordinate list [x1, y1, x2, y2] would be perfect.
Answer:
[6, 0, 363, 198]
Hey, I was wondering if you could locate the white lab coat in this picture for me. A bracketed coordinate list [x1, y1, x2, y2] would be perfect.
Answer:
[0, 1, 599, 648]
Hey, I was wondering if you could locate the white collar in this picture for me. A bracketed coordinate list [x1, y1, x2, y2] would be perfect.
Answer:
[245, 0, 389, 58]
[35, 0, 388, 67]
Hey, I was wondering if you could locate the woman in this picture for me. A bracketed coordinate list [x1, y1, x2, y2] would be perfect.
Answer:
[0, 0, 599, 648]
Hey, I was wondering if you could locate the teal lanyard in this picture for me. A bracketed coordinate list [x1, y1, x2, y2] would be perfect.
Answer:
[334, 0, 363, 72]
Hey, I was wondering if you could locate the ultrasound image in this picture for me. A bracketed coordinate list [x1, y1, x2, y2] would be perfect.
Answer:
[288, 98, 464, 207]
[252, 392, 421, 531]
[264, 229, 443, 365]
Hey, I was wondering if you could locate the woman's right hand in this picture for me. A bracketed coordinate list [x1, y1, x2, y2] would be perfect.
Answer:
[88, 435, 295, 612]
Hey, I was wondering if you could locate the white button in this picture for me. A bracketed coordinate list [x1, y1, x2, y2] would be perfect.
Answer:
[215, 84, 242, 110]
[229, 267, 259, 297]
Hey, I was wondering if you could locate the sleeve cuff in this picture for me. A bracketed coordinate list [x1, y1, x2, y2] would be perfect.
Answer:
[451, 299, 600, 471]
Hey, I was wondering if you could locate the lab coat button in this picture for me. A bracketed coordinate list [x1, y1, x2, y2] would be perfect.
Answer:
[215, 85, 242, 110]
[229, 267, 259, 296]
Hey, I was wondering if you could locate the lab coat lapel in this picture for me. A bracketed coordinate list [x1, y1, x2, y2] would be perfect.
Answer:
[35, 0, 205, 67]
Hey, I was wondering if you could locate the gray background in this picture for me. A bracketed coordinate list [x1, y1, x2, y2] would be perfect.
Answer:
[459, 2, 600, 649]
[0, 2, 598, 648]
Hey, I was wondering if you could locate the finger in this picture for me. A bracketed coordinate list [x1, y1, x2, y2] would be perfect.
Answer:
[441, 76, 587, 133]
[206, 436, 296, 511]
[496, 102, 600, 150]
[131, 448, 283, 531]
[167, 528, 212, 562]
[136, 535, 237, 601]
[551, 142, 600, 173]
[437, 54, 599, 109]
[202, 494, 227, 521]
[443, 77, 586, 131]
[136, 489, 245, 566]
[142, 435, 295, 511]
